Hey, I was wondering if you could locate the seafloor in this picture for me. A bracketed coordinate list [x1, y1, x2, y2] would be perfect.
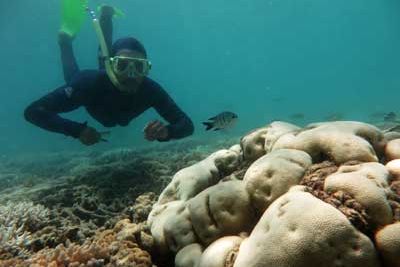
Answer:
[0, 137, 237, 267]
[1, 119, 400, 267]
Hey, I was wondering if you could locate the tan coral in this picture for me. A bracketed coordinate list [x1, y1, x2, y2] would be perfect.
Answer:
[175, 243, 203, 267]
[240, 127, 269, 161]
[233, 190, 380, 267]
[163, 203, 197, 253]
[187, 181, 256, 246]
[386, 159, 400, 179]
[272, 121, 382, 164]
[324, 163, 393, 229]
[264, 121, 301, 153]
[375, 222, 400, 267]
[386, 160, 400, 198]
[243, 149, 312, 214]
[385, 139, 400, 161]
[148, 201, 187, 254]
[198, 236, 244, 267]
[155, 148, 241, 206]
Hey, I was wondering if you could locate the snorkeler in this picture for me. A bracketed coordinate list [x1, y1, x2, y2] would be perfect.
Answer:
[24, 5, 194, 145]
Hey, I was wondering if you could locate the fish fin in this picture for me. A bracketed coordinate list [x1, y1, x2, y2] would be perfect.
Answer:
[202, 122, 214, 131]
[208, 116, 217, 121]
[213, 128, 221, 131]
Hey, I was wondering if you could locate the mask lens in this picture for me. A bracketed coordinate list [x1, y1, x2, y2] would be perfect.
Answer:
[116, 58, 129, 72]
[134, 61, 144, 74]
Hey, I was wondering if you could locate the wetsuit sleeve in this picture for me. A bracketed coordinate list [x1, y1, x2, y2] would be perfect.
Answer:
[152, 86, 194, 141]
[24, 71, 95, 138]
[59, 36, 79, 84]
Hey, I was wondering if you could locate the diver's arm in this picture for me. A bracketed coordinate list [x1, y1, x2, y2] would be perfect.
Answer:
[152, 88, 194, 141]
[24, 86, 86, 138]
[58, 32, 80, 84]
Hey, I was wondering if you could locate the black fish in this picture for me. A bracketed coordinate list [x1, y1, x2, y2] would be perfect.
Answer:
[203, 112, 238, 131]
[384, 112, 397, 122]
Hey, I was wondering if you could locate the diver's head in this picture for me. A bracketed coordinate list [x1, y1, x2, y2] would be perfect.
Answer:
[110, 37, 151, 84]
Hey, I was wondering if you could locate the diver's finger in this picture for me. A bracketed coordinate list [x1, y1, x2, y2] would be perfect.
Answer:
[147, 121, 162, 133]
[143, 120, 157, 132]
[154, 124, 165, 134]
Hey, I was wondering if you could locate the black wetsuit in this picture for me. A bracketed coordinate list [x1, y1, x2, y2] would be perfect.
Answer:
[24, 70, 194, 141]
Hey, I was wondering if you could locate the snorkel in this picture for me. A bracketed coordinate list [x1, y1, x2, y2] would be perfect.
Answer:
[85, 5, 124, 90]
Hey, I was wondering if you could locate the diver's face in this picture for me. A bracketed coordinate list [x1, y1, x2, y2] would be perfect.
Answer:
[114, 49, 146, 84]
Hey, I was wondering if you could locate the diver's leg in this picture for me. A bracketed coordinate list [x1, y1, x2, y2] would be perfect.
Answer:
[58, 31, 79, 83]
[98, 6, 114, 69]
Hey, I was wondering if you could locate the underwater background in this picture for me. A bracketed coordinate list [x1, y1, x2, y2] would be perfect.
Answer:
[1, 1, 400, 266]
[1, 0, 400, 155]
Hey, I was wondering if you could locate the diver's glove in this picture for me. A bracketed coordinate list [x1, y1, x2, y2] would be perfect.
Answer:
[78, 124, 110, 146]
[143, 120, 169, 142]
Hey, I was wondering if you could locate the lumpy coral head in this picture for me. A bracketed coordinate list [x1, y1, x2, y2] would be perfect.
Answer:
[375, 222, 400, 267]
[243, 149, 312, 214]
[187, 181, 256, 246]
[272, 121, 381, 164]
[233, 190, 380, 267]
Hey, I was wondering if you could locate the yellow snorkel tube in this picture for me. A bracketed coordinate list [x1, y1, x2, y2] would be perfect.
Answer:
[85, 5, 123, 90]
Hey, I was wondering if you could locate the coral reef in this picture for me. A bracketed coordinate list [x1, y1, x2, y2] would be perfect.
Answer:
[0, 138, 237, 265]
[0, 201, 50, 259]
[0, 219, 153, 267]
[149, 121, 400, 267]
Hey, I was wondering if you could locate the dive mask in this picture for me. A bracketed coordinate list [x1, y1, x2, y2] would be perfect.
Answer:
[110, 56, 152, 78]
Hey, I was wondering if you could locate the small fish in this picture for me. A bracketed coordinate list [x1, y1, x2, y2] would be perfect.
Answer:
[324, 112, 344, 121]
[384, 112, 397, 122]
[203, 111, 238, 131]
[289, 113, 305, 120]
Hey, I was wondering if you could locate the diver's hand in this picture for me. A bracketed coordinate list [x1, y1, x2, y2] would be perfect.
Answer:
[58, 31, 74, 46]
[100, 5, 115, 18]
[144, 120, 169, 141]
[79, 126, 102, 146]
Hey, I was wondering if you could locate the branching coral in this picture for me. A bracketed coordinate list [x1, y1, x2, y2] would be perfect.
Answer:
[0, 202, 50, 259]
[0, 219, 153, 267]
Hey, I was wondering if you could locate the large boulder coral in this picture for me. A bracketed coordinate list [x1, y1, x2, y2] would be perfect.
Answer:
[198, 236, 244, 267]
[233, 189, 381, 267]
[243, 149, 312, 214]
[240, 127, 269, 161]
[187, 181, 256, 246]
[155, 148, 241, 206]
[385, 139, 400, 162]
[375, 222, 400, 267]
[264, 121, 301, 153]
[175, 243, 203, 267]
[163, 203, 197, 253]
[148, 201, 189, 254]
[272, 121, 384, 164]
[324, 163, 393, 229]
[147, 120, 400, 267]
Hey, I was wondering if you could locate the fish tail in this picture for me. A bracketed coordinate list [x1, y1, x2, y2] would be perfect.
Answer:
[202, 121, 214, 131]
